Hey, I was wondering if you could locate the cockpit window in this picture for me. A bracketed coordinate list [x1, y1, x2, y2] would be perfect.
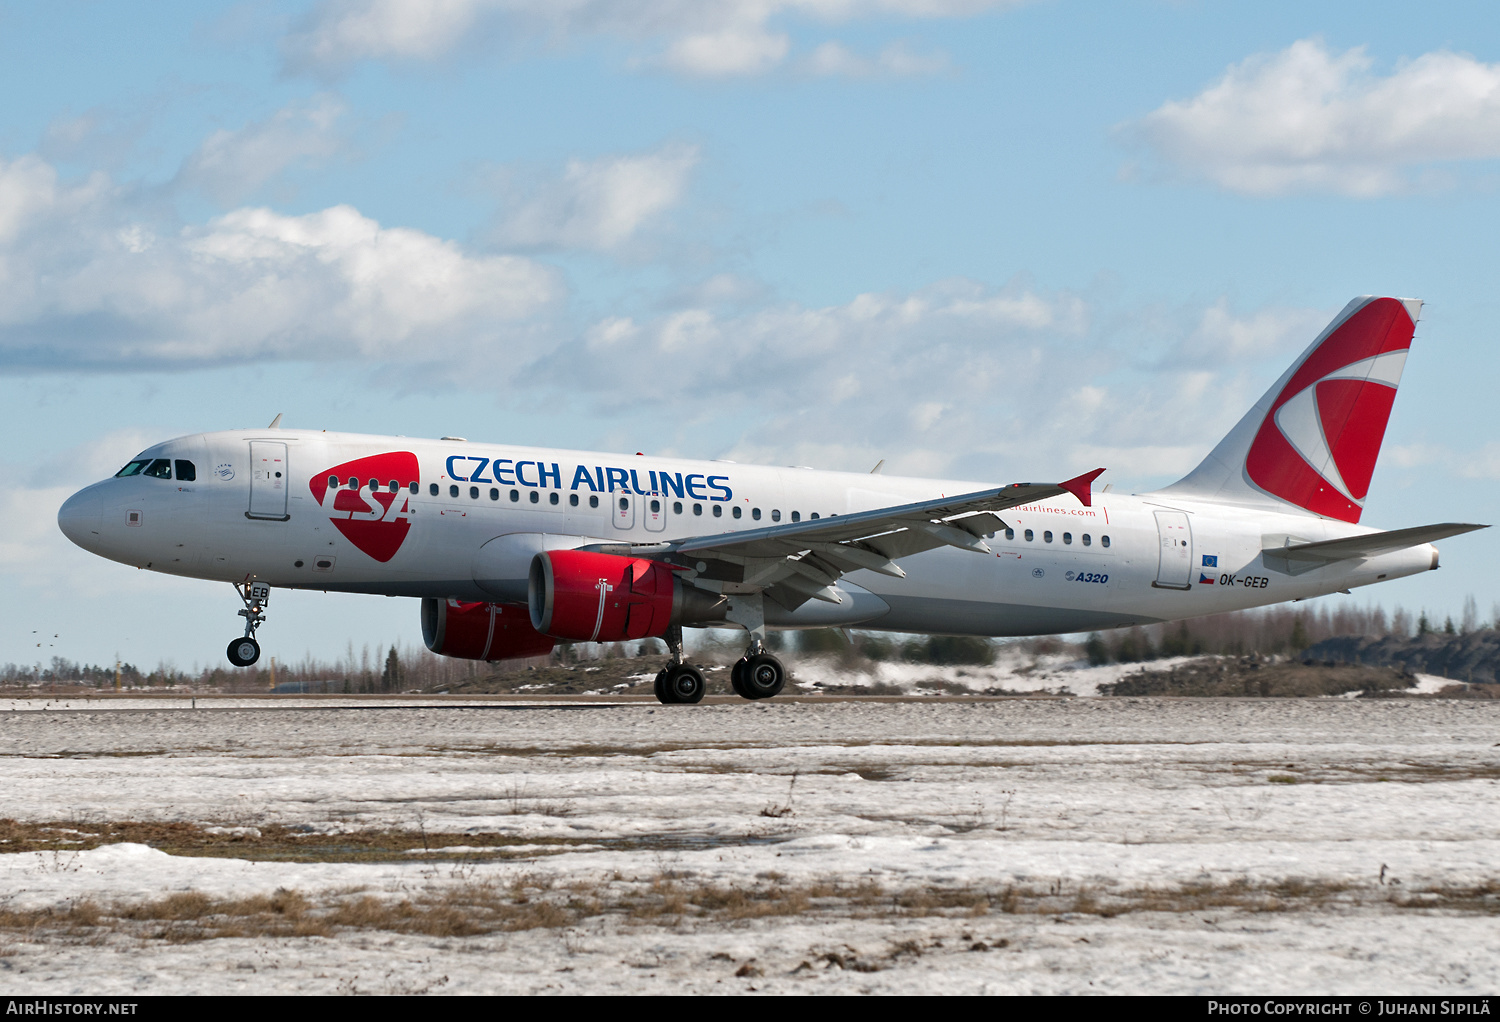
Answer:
[115, 460, 149, 477]
[174, 460, 196, 482]
[142, 459, 172, 479]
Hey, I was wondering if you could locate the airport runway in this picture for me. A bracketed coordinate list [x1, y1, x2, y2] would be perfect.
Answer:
[0, 697, 1496, 994]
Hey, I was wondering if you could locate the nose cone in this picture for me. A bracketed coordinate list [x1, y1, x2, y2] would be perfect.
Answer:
[58, 484, 105, 551]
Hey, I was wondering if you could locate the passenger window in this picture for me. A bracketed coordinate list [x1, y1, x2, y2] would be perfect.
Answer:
[771, 510, 781, 522]
[115, 460, 149, 478]
[490, 488, 499, 501]
[175, 461, 196, 482]
[693, 503, 702, 516]
[348, 478, 359, 488]
[1063, 532, 1072, 545]
[791, 511, 800, 522]
[469, 486, 479, 499]
[619, 496, 628, 510]
[408, 482, 418, 494]
[732, 506, 742, 519]
[550, 492, 559, 505]
[1082, 534, 1091, 547]
[1005, 528, 1015, 540]
[429, 483, 439, 496]
[650, 499, 660, 513]
[589, 495, 599, 509]
[387, 480, 397, 492]
[1044, 531, 1053, 543]
[1102, 535, 1111, 548]
[713, 505, 723, 518]
[510, 490, 519, 502]
[752, 508, 761, 520]
[530, 491, 539, 504]
[449, 485, 459, 498]
[368, 478, 378, 490]
[1024, 529, 1034, 542]
[143, 459, 172, 479]
[673, 501, 682, 514]
[328, 475, 339, 489]
[811, 512, 820, 520]
[570, 494, 579, 507]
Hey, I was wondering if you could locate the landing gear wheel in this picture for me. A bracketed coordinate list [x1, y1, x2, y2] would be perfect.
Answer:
[730, 658, 748, 698]
[653, 669, 674, 704]
[739, 653, 785, 700]
[660, 665, 705, 705]
[227, 637, 261, 668]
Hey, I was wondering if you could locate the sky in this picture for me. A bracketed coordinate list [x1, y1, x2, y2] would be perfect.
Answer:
[2, 0, 1498, 672]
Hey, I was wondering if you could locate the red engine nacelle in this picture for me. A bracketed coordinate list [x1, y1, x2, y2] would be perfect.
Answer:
[529, 549, 719, 642]
[421, 598, 556, 661]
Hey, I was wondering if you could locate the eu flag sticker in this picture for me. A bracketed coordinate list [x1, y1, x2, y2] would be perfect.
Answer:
[1202, 555, 1218, 567]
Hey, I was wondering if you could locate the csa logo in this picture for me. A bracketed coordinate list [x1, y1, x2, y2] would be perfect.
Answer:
[310, 452, 420, 563]
[1244, 297, 1413, 524]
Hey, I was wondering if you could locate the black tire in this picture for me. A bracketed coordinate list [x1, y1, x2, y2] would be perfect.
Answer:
[227, 637, 261, 668]
[740, 653, 785, 700]
[664, 665, 705, 704]
[729, 658, 749, 698]
[654, 669, 675, 704]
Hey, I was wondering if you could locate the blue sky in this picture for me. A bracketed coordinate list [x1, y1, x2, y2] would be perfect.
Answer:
[3, 0, 1497, 670]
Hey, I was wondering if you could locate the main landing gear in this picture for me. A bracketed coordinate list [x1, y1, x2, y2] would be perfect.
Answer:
[654, 625, 706, 704]
[651, 632, 787, 705]
[226, 581, 270, 668]
[730, 638, 786, 701]
[651, 595, 786, 704]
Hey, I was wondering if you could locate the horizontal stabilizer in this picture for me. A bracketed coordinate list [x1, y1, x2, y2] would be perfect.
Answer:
[1264, 523, 1487, 573]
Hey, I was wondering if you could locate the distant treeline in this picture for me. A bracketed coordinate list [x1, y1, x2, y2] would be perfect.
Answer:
[4, 596, 1495, 691]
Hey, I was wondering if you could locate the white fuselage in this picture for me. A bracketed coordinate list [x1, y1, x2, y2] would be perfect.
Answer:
[58, 429, 1437, 637]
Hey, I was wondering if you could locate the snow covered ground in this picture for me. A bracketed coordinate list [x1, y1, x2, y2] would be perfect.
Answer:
[788, 648, 1204, 696]
[0, 698, 1496, 994]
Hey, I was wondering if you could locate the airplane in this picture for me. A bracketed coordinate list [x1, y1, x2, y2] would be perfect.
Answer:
[57, 295, 1485, 704]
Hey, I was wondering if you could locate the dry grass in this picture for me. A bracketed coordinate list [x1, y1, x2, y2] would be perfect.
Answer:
[0, 871, 1494, 948]
[0, 818, 601, 863]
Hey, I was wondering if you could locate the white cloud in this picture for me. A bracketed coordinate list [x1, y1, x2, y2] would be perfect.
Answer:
[178, 95, 349, 205]
[1126, 39, 1500, 196]
[804, 39, 950, 77]
[1177, 299, 1333, 365]
[0, 154, 561, 368]
[282, 0, 1023, 78]
[490, 143, 699, 252]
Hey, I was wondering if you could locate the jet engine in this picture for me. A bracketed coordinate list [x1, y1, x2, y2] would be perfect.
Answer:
[421, 598, 556, 661]
[528, 549, 725, 642]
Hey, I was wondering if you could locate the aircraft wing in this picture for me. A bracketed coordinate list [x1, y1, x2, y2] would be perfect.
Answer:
[582, 469, 1104, 609]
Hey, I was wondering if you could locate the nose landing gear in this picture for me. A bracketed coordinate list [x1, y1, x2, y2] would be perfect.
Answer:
[227, 581, 270, 668]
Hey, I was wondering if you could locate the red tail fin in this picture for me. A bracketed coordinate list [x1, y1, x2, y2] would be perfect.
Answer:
[1157, 296, 1419, 523]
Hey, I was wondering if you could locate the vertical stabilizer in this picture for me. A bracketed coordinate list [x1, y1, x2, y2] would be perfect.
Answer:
[1155, 296, 1419, 523]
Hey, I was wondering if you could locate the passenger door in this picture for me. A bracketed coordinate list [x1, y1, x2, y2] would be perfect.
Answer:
[1152, 510, 1192, 590]
[247, 441, 290, 521]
